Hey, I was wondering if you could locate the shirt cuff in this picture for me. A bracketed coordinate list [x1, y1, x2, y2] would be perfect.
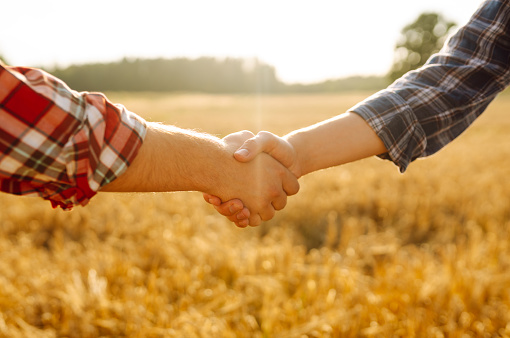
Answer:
[59, 93, 147, 207]
[349, 89, 427, 172]
[0, 65, 147, 210]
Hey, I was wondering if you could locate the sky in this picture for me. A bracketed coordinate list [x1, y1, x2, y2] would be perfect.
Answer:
[1, 0, 484, 84]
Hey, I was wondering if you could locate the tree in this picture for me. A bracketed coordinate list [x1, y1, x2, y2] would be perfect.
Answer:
[48, 57, 284, 93]
[388, 13, 456, 82]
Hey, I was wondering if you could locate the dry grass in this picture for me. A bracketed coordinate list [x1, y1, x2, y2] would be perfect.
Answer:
[1, 92, 510, 337]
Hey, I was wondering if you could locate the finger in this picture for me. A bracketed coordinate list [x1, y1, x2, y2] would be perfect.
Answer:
[271, 193, 287, 211]
[258, 204, 276, 222]
[234, 132, 279, 162]
[222, 130, 255, 145]
[235, 219, 249, 228]
[203, 193, 221, 206]
[256, 131, 296, 169]
[235, 132, 295, 169]
[249, 214, 262, 227]
[233, 138, 260, 162]
[281, 169, 300, 196]
[224, 208, 249, 223]
[224, 207, 249, 223]
[236, 207, 251, 220]
[226, 214, 242, 223]
[213, 199, 244, 217]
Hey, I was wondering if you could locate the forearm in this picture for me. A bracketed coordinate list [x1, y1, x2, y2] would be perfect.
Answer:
[102, 123, 299, 225]
[285, 112, 387, 176]
[101, 122, 225, 194]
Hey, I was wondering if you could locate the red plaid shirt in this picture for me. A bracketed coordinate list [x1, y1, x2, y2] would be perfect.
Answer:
[0, 64, 146, 210]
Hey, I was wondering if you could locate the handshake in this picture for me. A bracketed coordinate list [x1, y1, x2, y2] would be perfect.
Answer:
[102, 112, 385, 226]
[203, 130, 303, 228]
[201, 112, 387, 228]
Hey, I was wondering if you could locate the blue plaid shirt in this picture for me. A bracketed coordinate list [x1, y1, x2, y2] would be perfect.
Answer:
[351, 0, 510, 172]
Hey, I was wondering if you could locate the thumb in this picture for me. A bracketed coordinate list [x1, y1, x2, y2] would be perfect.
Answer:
[233, 137, 261, 162]
[235, 131, 296, 169]
[203, 193, 221, 206]
[234, 131, 285, 162]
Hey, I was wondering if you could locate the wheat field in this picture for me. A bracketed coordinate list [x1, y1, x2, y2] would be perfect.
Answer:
[1, 92, 510, 337]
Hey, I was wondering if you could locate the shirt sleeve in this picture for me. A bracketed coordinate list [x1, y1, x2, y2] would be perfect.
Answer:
[0, 65, 147, 209]
[350, 0, 510, 172]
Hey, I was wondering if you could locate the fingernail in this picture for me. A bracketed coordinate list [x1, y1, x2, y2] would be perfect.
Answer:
[229, 205, 240, 213]
[235, 149, 249, 157]
[208, 198, 220, 206]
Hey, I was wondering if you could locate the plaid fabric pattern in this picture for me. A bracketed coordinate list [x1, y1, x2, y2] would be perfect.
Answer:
[350, 0, 510, 172]
[0, 65, 146, 209]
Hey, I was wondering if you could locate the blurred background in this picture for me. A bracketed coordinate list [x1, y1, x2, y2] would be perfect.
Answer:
[2, 0, 482, 90]
[5, 1, 510, 337]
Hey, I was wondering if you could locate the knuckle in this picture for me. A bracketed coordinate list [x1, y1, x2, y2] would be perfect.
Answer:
[257, 131, 272, 139]
[261, 209, 275, 221]
[278, 166, 287, 177]
[269, 187, 281, 199]
[290, 182, 300, 195]
[258, 131, 277, 147]
[239, 130, 255, 138]
[244, 138, 257, 148]
[250, 217, 261, 227]
[274, 198, 287, 211]
[236, 221, 248, 228]
[214, 206, 228, 216]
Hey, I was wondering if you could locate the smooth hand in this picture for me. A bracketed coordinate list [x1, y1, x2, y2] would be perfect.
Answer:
[234, 131, 301, 178]
[204, 131, 301, 227]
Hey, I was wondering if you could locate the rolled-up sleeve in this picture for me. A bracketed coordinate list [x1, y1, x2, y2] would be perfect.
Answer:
[350, 0, 510, 172]
[0, 65, 146, 209]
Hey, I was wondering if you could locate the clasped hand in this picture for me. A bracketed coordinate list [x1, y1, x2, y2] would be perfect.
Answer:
[205, 131, 301, 227]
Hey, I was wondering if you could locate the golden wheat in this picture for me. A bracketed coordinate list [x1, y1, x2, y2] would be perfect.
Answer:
[0, 92, 509, 337]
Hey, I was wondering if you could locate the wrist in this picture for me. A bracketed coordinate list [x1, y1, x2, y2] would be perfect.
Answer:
[197, 143, 234, 196]
[284, 132, 308, 178]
